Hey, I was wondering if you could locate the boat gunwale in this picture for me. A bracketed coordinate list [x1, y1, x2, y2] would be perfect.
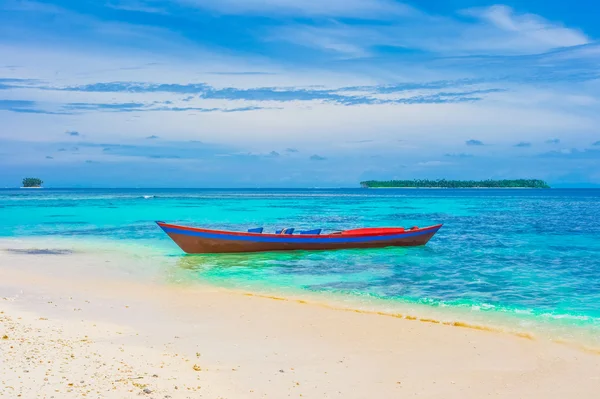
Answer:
[156, 221, 443, 239]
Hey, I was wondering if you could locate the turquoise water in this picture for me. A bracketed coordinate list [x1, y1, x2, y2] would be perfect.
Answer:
[2, 188, 600, 342]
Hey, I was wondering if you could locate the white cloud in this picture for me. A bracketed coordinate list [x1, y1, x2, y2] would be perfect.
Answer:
[268, 24, 373, 58]
[109, 0, 414, 18]
[0, 0, 63, 13]
[106, 0, 169, 14]
[416, 161, 451, 167]
[178, 0, 414, 18]
[458, 5, 589, 54]
[463, 5, 588, 46]
[270, 5, 590, 56]
[1, 1, 599, 161]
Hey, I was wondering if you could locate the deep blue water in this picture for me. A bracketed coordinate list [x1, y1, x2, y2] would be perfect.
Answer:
[2, 188, 600, 341]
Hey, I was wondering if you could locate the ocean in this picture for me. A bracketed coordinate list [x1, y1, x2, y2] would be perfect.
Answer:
[2, 188, 599, 345]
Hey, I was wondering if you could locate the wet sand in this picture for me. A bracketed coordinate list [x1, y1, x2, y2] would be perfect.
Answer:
[1, 241, 600, 398]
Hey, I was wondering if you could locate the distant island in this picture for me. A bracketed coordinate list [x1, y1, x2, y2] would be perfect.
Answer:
[21, 177, 43, 188]
[360, 179, 550, 189]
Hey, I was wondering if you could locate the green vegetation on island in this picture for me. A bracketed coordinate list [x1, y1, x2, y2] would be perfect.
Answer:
[22, 177, 43, 188]
[360, 179, 550, 189]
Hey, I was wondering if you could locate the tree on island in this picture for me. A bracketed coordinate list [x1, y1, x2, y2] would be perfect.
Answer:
[360, 179, 550, 189]
[22, 177, 43, 188]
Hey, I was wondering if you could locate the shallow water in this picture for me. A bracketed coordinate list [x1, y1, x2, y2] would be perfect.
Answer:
[2, 188, 600, 344]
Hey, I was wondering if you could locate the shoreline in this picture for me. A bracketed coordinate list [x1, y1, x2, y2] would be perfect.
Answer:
[2, 252, 600, 397]
[2, 236, 600, 349]
[2, 240, 600, 397]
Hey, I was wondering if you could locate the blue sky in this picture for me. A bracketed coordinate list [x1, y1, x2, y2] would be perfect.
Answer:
[0, 0, 599, 187]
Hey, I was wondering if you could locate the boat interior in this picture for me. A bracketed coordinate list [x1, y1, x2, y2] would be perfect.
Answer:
[249, 227, 323, 235]
[247, 227, 420, 235]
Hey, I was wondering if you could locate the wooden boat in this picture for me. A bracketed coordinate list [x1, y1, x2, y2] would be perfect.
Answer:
[156, 221, 442, 254]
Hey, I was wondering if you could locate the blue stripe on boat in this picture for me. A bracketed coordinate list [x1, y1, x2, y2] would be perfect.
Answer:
[300, 229, 322, 235]
[159, 226, 439, 244]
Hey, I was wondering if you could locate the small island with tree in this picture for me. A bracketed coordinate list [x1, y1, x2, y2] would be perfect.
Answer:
[360, 179, 550, 189]
[21, 177, 44, 188]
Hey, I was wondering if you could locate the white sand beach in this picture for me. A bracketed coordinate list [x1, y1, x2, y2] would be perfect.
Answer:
[1, 241, 600, 398]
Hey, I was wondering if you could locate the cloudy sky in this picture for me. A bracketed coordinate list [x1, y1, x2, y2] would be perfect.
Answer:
[1, 0, 599, 187]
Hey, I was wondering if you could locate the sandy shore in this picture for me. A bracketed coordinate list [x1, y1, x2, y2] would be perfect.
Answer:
[1, 242, 600, 398]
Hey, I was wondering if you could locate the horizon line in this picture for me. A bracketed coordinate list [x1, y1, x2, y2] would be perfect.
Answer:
[3, 186, 600, 190]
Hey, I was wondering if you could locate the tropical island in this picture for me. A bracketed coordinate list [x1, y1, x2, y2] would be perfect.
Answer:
[21, 177, 43, 188]
[360, 179, 550, 189]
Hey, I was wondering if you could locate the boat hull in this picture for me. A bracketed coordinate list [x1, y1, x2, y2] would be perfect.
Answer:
[157, 222, 442, 254]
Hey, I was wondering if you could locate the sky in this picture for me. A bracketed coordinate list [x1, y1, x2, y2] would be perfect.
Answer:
[0, 0, 599, 187]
